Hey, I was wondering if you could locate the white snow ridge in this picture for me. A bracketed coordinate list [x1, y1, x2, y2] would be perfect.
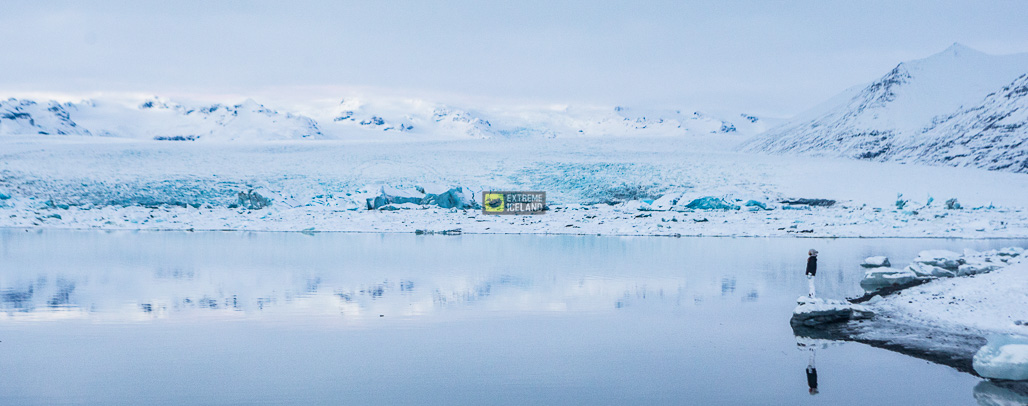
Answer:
[0, 94, 771, 141]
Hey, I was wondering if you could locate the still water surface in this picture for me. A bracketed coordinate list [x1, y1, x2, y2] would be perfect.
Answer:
[1, 230, 1025, 405]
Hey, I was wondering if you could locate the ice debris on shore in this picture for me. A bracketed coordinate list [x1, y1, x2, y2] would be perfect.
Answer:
[973, 334, 1028, 381]
[861, 247, 1023, 287]
[790, 296, 874, 327]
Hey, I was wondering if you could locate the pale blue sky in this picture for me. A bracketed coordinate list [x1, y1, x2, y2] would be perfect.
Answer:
[2, 0, 1027, 116]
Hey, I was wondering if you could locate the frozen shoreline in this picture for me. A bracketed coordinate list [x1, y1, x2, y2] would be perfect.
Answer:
[2, 202, 1027, 238]
[795, 255, 1028, 385]
[869, 261, 1028, 337]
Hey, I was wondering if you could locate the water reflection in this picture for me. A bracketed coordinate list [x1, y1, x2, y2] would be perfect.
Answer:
[1, 270, 702, 322]
[806, 348, 819, 395]
[2, 230, 1025, 405]
[794, 322, 1028, 402]
[795, 334, 843, 396]
[974, 380, 1028, 405]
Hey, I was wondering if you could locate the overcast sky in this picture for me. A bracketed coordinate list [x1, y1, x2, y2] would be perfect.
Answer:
[2, 0, 1027, 116]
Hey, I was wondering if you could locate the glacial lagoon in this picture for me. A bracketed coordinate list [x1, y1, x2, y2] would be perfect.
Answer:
[1, 229, 1025, 405]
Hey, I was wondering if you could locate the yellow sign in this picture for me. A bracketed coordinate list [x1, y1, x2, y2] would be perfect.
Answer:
[481, 191, 545, 215]
[483, 192, 505, 212]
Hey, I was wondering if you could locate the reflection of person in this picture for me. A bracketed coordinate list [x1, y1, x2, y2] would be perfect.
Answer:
[806, 249, 818, 298]
[806, 348, 819, 395]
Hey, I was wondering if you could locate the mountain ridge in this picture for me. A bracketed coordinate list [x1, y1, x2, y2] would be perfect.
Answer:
[741, 44, 1028, 172]
[0, 95, 772, 141]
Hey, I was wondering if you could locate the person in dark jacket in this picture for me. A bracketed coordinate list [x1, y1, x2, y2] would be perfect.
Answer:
[806, 249, 818, 298]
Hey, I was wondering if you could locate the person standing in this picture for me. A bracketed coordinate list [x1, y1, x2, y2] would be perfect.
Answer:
[806, 249, 818, 298]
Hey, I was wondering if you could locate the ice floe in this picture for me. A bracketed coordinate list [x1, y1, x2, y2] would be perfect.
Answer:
[973, 335, 1028, 381]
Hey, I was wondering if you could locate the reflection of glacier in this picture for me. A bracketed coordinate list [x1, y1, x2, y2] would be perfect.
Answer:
[0, 268, 766, 322]
[7, 230, 961, 324]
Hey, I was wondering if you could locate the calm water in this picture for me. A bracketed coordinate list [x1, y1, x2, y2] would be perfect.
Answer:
[1, 229, 1026, 405]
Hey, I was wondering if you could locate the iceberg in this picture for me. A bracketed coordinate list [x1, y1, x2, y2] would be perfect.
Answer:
[420, 185, 478, 209]
[861, 256, 891, 268]
[744, 200, 770, 210]
[973, 335, 1028, 381]
[236, 189, 273, 210]
[366, 185, 424, 209]
[365, 185, 479, 210]
[683, 196, 739, 211]
[860, 267, 918, 289]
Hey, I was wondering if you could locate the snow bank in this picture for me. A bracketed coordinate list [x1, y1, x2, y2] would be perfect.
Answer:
[871, 260, 1028, 336]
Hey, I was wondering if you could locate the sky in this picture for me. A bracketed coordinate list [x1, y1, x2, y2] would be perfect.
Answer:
[2, 0, 1028, 117]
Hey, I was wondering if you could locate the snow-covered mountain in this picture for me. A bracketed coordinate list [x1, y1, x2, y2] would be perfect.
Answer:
[322, 98, 483, 138]
[77, 97, 323, 141]
[0, 97, 323, 141]
[741, 44, 1028, 170]
[0, 94, 771, 141]
[896, 74, 1028, 172]
[317, 96, 774, 139]
[0, 98, 91, 136]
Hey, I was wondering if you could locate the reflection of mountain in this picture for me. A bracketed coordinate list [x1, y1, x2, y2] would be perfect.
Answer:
[0, 270, 767, 322]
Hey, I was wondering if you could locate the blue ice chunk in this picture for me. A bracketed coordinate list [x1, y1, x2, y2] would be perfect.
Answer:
[744, 200, 768, 210]
[684, 196, 740, 211]
[973, 335, 1028, 380]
